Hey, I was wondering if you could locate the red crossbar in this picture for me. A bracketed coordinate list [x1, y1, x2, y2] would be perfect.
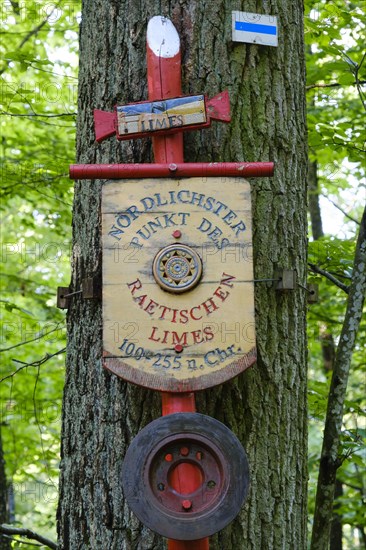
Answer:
[69, 161, 274, 180]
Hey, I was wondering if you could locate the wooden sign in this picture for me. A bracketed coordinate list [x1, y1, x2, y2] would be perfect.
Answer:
[102, 177, 256, 392]
[94, 91, 230, 143]
[117, 95, 206, 136]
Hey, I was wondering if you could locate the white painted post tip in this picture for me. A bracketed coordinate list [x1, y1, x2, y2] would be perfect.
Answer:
[147, 16, 180, 58]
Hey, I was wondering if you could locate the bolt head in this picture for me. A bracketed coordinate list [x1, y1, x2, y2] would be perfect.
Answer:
[182, 499, 192, 510]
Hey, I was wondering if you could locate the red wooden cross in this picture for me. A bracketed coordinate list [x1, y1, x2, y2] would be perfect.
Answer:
[70, 16, 273, 180]
[70, 15, 274, 550]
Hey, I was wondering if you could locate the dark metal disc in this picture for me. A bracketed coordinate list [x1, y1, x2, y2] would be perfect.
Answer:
[122, 413, 249, 540]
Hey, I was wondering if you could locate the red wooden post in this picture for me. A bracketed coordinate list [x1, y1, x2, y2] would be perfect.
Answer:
[147, 16, 208, 550]
[146, 16, 184, 164]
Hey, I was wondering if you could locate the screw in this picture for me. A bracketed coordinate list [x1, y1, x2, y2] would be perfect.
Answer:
[157, 483, 165, 491]
[169, 163, 178, 172]
[207, 480, 216, 489]
[172, 230, 182, 239]
[180, 446, 189, 456]
[182, 499, 192, 510]
[175, 344, 183, 353]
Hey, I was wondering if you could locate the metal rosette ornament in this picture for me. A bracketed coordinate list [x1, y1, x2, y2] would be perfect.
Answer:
[153, 243, 203, 293]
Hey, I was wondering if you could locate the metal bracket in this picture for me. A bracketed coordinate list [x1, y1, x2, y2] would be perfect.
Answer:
[82, 277, 102, 300]
[273, 269, 319, 302]
[275, 269, 297, 291]
[57, 277, 101, 309]
[57, 287, 71, 309]
[307, 283, 319, 304]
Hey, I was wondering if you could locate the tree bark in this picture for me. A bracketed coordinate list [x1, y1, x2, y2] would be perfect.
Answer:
[310, 206, 366, 550]
[0, 430, 11, 550]
[308, 158, 343, 549]
[57, 1, 308, 549]
[330, 480, 343, 550]
[308, 160, 324, 241]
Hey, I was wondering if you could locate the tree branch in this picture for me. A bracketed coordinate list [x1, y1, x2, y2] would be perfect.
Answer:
[0, 525, 56, 550]
[0, 2, 62, 76]
[306, 79, 366, 91]
[0, 111, 76, 118]
[308, 263, 349, 294]
[354, 52, 366, 111]
[0, 323, 64, 352]
[322, 195, 361, 226]
[9, 1, 20, 16]
[0, 348, 66, 383]
[342, 481, 363, 491]
[310, 205, 366, 550]
[1, 534, 43, 546]
[17, 5, 59, 50]
[331, 139, 366, 154]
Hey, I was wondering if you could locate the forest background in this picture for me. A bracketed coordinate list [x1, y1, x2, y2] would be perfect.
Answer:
[0, 0, 365, 548]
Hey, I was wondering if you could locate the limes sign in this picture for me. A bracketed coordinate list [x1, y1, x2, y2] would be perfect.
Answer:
[102, 177, 256, 392]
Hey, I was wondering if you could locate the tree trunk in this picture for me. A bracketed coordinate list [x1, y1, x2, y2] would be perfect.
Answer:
[0, 429, 11, 550]
[308, 160, 324, 240]
[57, 1, 308, 549]
[330, 480, 343, 550]
[310, 208, 366, 550]
[308, 159, 343, 550]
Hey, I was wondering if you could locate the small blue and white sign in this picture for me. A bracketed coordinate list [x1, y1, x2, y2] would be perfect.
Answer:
[232, 11, 278, 47]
